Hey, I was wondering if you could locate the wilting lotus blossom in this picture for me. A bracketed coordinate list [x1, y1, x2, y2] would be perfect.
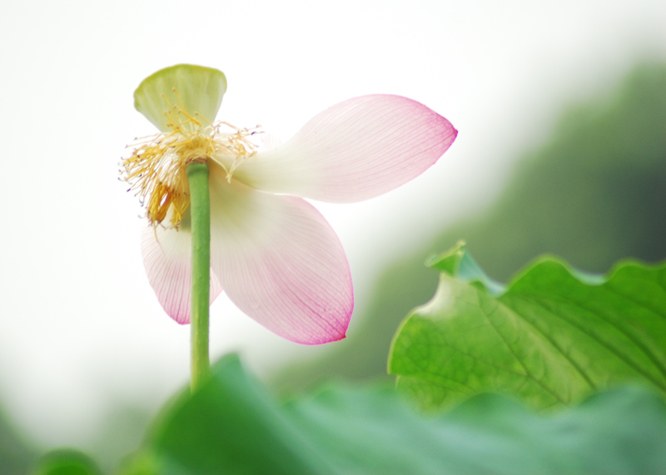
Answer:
[122, 64, 457, 345]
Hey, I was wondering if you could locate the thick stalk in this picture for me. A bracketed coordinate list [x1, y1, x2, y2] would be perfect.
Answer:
[186, 161, 210, 392]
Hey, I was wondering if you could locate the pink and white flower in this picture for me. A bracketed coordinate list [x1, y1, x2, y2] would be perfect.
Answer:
[123, 64, 457, 345]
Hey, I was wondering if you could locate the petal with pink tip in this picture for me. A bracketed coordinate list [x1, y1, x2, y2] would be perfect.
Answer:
[208, 164, 353, 344]
[141, 224, 223, 324]
[231, 94, 457, 202]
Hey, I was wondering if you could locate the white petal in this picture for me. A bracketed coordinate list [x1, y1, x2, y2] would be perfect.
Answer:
[208, 164, 353, 344]
[232, 94, 457, 202]
[141, 223, 223, 324]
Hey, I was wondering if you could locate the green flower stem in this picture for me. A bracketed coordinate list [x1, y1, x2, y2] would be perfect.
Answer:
[186, 161, 211, 392]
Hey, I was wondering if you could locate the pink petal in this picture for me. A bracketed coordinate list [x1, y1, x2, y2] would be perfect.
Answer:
[232, 94, 457, 202]
[208, 165, 353, 344]
[141, 224, 223, 324]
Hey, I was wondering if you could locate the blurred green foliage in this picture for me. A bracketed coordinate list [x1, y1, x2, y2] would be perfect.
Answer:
[120, 354, 666, 475]
[275, 62, 666, 393]
[0, 407, 36, 475]
[0, 376, 154, 474]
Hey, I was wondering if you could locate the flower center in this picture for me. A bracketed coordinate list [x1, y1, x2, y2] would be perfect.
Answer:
[122, 92, 259, 228]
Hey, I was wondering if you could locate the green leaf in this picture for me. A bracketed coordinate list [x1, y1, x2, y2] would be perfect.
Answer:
[388, 242, 666, 410]
[120, 354, 666, 475]
[134, 64, 227, 132]
[122, 354, 330, 475]
[31, 449, 101, 475]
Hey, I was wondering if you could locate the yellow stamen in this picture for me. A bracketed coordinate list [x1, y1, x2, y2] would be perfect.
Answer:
[121, 91, 261, 228]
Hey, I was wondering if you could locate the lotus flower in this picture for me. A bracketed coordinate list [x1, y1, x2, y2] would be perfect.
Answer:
[122, 64, 457, 344]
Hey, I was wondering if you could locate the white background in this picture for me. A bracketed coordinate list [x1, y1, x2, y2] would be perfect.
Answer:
[1, 0, 665, 455]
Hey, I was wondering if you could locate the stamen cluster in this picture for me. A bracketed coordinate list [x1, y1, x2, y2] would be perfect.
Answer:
[121, 95, 260, 228]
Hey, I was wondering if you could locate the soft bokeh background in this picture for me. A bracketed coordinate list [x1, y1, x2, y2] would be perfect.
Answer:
[1, 0, 666, 471]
